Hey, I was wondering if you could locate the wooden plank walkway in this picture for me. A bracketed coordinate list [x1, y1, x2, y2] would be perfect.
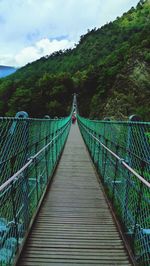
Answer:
[17, 124, 132, 266]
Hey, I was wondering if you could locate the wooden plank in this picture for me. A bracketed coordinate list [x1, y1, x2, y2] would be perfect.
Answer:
[23, 249, 129, 255]
[17, 125, 132, 265]
[21, 259, 131, 266]
[22, 254, 129, 260]
[18, 258, 131, 264]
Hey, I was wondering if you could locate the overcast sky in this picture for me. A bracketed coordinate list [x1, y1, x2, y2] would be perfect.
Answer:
[0, 0, 139, 67]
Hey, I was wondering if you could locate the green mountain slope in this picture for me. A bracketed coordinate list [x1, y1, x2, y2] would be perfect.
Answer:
[0, 0, 149, 120]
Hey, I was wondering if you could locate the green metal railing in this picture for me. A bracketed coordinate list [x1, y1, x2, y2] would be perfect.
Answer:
[0, 114, 71, 266]
[78, 114, 150, 266]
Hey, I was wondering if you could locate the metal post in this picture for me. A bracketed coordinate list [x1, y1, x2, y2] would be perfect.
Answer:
[132, 161, 145, 252]
[96, 135, 101, 174]
[93, 132, 97, 163]
[112, 145, 119, 203]
[45, 136, 49, 182]
[124, 115, 141, 226]
[10, 152, 19, 249]
[127, 114, 141, 167]
[103, 138, 108, 182]
[35, 142, 39, 203]
[51, 133, 54, 168]
[10, 183, 19, 249]
[55, 130, 58, 161]
[15, 112, 30, 229]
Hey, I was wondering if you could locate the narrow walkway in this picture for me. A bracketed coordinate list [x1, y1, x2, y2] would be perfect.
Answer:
[18, 124, 132, 265]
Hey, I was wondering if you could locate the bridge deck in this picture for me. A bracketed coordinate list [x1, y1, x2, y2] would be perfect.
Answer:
[17, 124, 132, 265]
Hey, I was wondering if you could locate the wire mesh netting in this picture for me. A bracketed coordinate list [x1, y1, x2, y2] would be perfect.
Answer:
[0, 115, 71, 266]
[78, 115, 150, 266]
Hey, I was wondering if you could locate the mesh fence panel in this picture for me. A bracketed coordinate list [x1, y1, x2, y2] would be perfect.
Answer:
[0, 117, 70, 185]
[78, 115, 150, 266]
[0, 116, 71, 266]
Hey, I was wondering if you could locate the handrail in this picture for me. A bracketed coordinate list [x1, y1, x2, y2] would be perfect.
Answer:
[0, 121, 69, 192]
[82, 124, 150, 189]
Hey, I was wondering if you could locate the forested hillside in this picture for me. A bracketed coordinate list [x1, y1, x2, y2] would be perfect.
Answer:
[0, 0, 149, 120]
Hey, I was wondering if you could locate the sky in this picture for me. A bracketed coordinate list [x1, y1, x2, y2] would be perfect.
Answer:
[0, 0, 140, 67]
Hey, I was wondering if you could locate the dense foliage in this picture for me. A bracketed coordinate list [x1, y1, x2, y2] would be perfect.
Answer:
[0, 0, 150, 120]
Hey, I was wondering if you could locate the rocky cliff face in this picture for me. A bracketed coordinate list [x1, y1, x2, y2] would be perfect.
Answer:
[101, 58, 150, 120]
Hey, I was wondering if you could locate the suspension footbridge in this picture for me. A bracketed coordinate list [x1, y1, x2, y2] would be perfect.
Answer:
[0, 96, 150, 265]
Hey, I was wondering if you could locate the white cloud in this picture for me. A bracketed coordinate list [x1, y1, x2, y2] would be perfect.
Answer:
[0, 0, 139, 66]
[15, 47, 39, 66]
[14, 38, 74, 66]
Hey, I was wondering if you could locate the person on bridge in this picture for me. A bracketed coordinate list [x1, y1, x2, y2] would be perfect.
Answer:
[72, 114, 76, 124]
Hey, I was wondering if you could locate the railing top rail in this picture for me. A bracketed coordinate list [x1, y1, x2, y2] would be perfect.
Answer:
[80, 122, 150, 189]
[0, 121, 70, 192]
[81, 118, 150, 125]
[0, 116, 67, 121]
